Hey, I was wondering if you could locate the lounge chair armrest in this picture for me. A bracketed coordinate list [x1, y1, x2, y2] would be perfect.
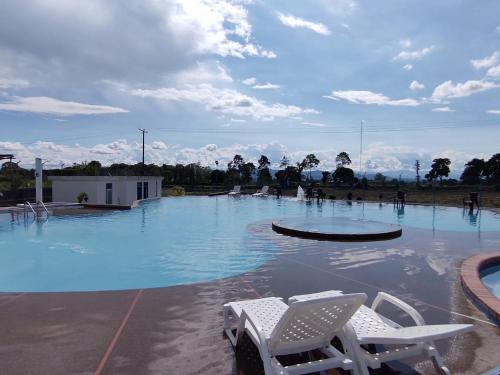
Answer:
[239, 308, 268, 345]
[372, 292, 426, 326]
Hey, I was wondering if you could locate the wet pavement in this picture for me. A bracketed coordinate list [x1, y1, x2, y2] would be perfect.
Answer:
[0, 222, 499, 374]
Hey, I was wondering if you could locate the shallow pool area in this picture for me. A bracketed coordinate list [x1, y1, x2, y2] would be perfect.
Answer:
[1, 196, 500, 292]
[481, 264, 500, 298]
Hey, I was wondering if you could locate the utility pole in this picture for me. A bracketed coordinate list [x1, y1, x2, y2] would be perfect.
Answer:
[138, 128, 148, 165]
[138, 128, 148, 174]
[359, 120, 364, 176]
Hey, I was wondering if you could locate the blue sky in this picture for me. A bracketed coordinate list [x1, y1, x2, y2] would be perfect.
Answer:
[0, 0, 499, 176]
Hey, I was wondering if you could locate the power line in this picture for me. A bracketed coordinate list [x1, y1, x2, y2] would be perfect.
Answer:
[3, 120, 500, 148]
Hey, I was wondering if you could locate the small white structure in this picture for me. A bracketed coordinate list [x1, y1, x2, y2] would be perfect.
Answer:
[49, 176, 163, 207]
[35, 157, 43, 204]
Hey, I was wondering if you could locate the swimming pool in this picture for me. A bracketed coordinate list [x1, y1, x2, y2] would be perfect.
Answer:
[0, 196, 499, 292]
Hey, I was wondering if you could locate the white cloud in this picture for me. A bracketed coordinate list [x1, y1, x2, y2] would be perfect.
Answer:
[497, 26, 500, 34]
[0, 96, 128, 116]
[487, 109, 500, 114]
[277, 13, 331, 35]
[0, 78, 29, 89]
[399, 39, 412, 48]
[323, 0, 357, 16]
[302, 121, 327, 127]
[252, 83, 280, 89]
[0, 141, 25, 152]
[402, 64, 413, 71]
[242, 77, 257, 85]
[470, 52, 499, 70]
[325, 90, 420, 106]
[487, 65, 500, 78]
[432, 106, 454, 112]
[125, 83, 318, 121]
[393, 46, 435, 61]
[2, 138, 478, 177]
[151, 141, 168, 150]
[0, 0, 275, 89]
[409, 80, 425, 91]
[431, 80, 499, 101]
[173, 61, 233, 84]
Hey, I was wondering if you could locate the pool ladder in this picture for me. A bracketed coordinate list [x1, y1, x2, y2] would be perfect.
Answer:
[23, 201, 49, 219]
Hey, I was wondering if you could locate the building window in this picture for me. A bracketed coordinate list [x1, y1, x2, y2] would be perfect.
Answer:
[137, 182, 143, 200]
[143, 181, 149, 199]
[105, 183, 113, 204]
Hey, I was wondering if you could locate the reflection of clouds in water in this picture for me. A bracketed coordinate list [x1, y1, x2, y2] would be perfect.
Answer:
[403, 264, 421, 276]
[49, 242, 92, 255]
[427, 240, 451, 275]
[28, 239, 42, 243]
[329, 247, 414, 269]
[425, 255, 450, 276]
[431, 240, 445, 251]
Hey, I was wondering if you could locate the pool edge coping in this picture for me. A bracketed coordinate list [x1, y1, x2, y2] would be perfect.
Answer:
[460, 251, 500, 326]
[271, 219, 402, 242]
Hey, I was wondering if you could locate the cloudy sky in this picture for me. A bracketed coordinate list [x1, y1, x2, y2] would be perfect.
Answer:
[1, 0, 500, 176]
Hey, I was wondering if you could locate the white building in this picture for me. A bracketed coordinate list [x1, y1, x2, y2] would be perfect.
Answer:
[49, 176, 163, 207]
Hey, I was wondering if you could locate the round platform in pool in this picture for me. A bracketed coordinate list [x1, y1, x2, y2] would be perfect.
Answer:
[272, 217, 402, 241]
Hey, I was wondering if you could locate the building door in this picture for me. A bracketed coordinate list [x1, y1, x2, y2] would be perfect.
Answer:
[105, 183, 113, 204]
[137, 182, 143, 200]
[143, 181, 149, 199]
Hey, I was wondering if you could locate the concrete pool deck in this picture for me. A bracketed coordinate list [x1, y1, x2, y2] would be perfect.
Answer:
[0, 224, 499, 374]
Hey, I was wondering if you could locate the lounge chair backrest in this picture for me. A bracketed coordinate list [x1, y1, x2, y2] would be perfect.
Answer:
[233, 185, 240, 193]
[261, 186, 269, 194]
[269, 293, 366, 356]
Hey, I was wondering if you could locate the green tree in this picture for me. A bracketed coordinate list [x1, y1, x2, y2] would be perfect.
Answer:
[485, 153, 500, 183]
[285, 166, 301, 184]
[280, 155, 290, 168]
[258, 155, 271, 170]
[335, 152, 351, 167]
[240, 162, 255, 184]
[460, 158, 486, 184]
[373, 172, 386, 185]
[228, 154, 244, 171]
[257, 155, 272, 184]
[321, 171, 331, 184]
[83, 160, 102, 176]
[302, 154, 320, 181]
[296, 161, 306, 183]
[425, 158, 451, 182]
[415, 160, 421, 186]
[333, 167, 354, 184]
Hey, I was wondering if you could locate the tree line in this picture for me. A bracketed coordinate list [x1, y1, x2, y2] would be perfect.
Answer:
[1, 152, 500, 191]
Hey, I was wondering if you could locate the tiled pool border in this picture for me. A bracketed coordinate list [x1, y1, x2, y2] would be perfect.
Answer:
[460, 251, 500, 326]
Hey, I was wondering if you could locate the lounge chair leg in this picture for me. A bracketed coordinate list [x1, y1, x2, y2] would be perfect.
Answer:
[427, 344, 450, 375]
[339, 325, 370, 375]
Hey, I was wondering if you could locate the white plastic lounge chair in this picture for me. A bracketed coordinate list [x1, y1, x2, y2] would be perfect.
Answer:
[228, 185, 241, 196]
[289, 290, 474, 375]
[253, 185, 269, 197]
[223, 293, 367, 375]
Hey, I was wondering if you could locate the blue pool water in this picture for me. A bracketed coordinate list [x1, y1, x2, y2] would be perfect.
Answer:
[0, 196, 499, 292]
[481, 264, 500, 298]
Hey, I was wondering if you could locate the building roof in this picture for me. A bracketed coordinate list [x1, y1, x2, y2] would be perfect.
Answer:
[48, 175, 163, 181]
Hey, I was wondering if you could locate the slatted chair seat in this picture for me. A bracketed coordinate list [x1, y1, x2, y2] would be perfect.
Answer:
[223, 293, 367, 375]
[289, 290, 474, 375]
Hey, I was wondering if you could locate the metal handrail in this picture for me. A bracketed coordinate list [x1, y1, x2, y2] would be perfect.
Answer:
[25, 201, 36, 215]
[38, 201, 49, 215]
